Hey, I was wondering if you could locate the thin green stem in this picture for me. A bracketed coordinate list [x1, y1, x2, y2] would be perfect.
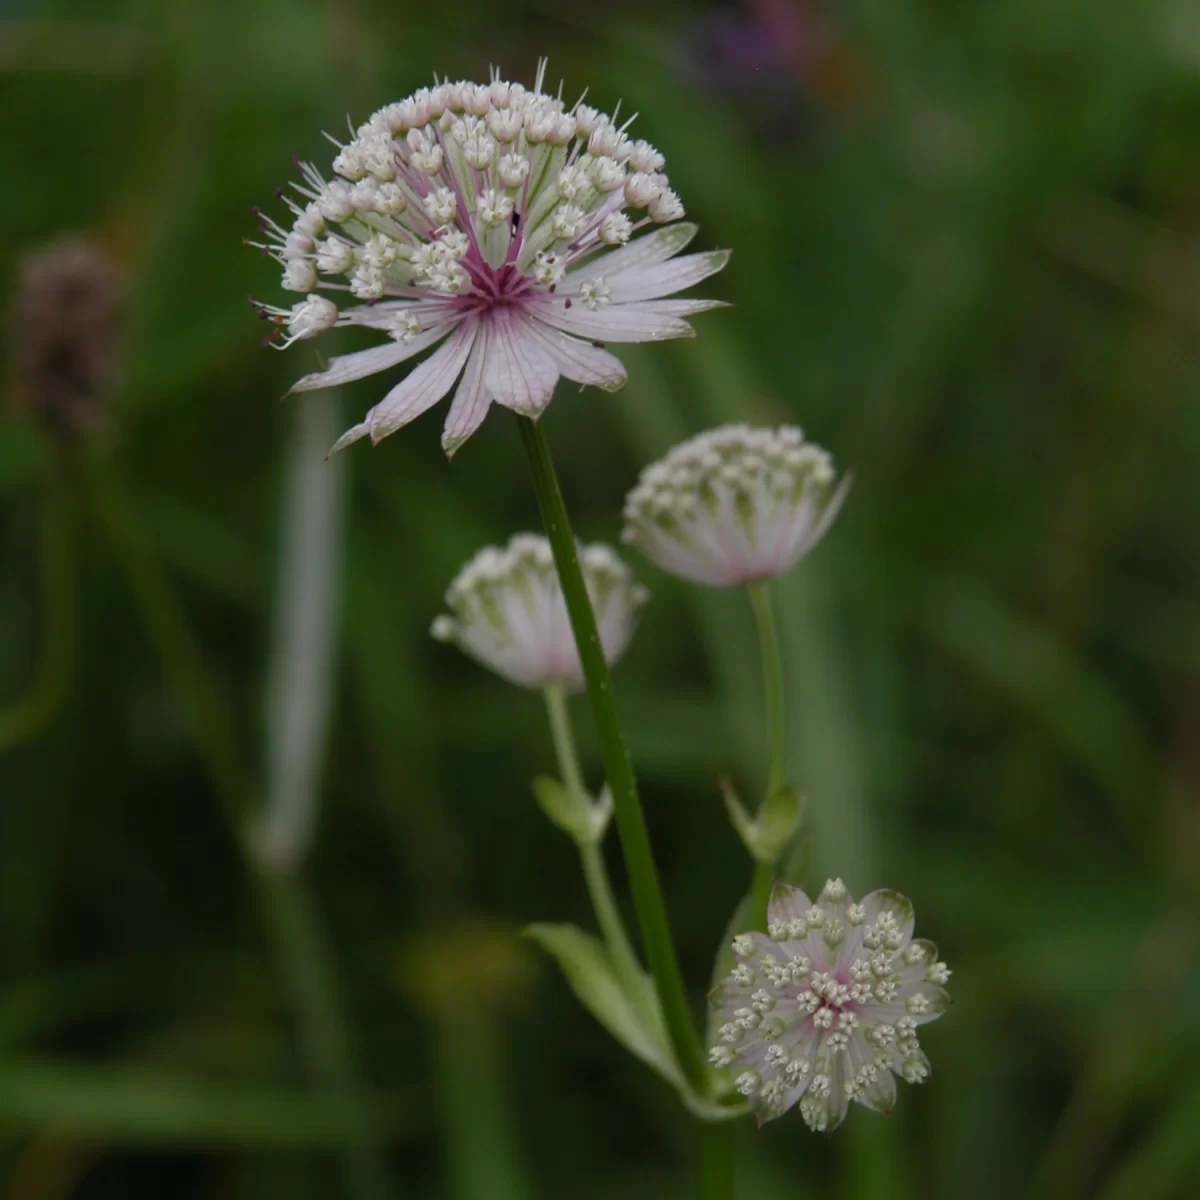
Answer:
[517, 415, 708, 1096]
[86, 454, 390, 1200]
[699, 1121, 736, 1200]
[0, 458, 78, 752]
[579, 841, 647, 995]
[543, 683, 646, 998]
[747, 582, 786, 804]
[748, 859, 775, 929]
[543, 681, 587, 799]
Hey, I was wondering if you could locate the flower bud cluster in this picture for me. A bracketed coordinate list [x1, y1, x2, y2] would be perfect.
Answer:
[432, 534, 648, 690]
[623, 424, 850, 587]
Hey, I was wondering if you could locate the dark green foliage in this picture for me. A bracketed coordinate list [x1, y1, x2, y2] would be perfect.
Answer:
[1, 1, 1198, 1195]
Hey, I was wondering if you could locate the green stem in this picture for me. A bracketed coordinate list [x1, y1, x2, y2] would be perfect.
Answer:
[544, 681, 647, 1005]
[747, 582, 786, 803]
[699, 1121, 737, 1200]
[517, 415, 708, 1096]
[0, 458, 78, 752]
[86, 454, 390, 1200]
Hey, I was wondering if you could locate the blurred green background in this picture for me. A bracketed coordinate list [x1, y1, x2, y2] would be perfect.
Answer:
[3, 0, 1200, 1196]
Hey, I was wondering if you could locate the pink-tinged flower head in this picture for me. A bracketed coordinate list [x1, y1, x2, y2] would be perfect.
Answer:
[622, 424, 850, 587]
[709, 880, 950, 1130]
[249, 62, 730, 457]
[431, 534, 647, 690]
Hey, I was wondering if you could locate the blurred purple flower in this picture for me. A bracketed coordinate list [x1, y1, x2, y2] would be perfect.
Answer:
[677, 0, 862, 138]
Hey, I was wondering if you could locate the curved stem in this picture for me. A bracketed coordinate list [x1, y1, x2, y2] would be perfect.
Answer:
[517, 415, 708, 1096]
[0, 459, 78, 752]
[699, 1121, 736, 1200]
[747, 582, 786, 804]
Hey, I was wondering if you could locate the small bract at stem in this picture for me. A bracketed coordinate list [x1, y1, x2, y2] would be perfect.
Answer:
[517, 414, 709, 1097]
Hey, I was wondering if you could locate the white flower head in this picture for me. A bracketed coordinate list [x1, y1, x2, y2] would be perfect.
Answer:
[622, 424, 851, 587]
[431, 534, 648, 690]
[249, 60, 730, 458]
[709, 881, 950, 1130]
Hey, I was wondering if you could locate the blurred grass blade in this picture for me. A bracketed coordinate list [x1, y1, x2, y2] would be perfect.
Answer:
[1099, 1074, 1200, 1200]
[908, 567, 1157, 839]
[256, 391, 345, 870]
[434, 1008, 534, 1200]
[0, 1057, 418, 1148]
[0, 459, 77, 752]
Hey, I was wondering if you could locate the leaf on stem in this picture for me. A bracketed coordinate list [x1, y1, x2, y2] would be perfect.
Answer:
[524, 923, 681, 1088]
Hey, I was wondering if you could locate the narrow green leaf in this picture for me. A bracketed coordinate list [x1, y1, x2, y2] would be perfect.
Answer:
[524, 923, 682, 1090]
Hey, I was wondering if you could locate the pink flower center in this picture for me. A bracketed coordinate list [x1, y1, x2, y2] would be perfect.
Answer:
[458, 260, 535, 315]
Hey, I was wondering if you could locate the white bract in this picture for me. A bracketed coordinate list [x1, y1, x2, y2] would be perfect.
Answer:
[431, 534, 647, 690]
[622, 424, 851, 587]
[710, 880, 950, 1131]
[249, 62, 729, 457]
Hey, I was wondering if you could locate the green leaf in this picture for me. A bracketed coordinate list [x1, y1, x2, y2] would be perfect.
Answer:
[524, 923, 682, 1089]
[526, 925, 745, 1123]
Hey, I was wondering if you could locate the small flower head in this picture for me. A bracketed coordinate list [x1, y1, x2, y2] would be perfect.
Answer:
[432, 534, 648, 689]
[623, 424, 850, 587]
[709, 880, 949, 1130]
[249, 61, 729, 457]
[8, 236, 125, 438]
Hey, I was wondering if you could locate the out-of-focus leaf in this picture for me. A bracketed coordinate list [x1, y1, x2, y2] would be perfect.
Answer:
[907, 567, 1158, 839]
[0, 426, 48, 496]
[1099, 1070, 1200, 1200]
